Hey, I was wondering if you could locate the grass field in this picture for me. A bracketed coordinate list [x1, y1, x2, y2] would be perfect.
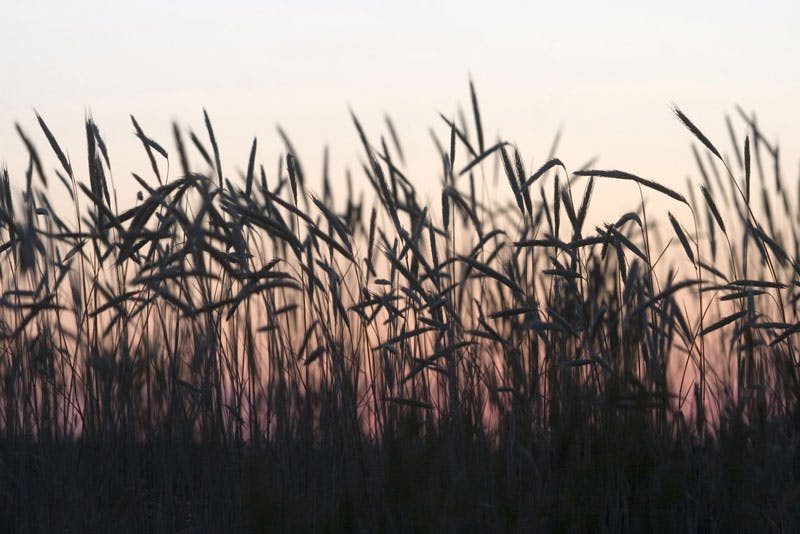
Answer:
[1, 84, 799, 532]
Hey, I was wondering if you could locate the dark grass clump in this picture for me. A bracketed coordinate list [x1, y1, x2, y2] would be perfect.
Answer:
[1, 86, 800, 532]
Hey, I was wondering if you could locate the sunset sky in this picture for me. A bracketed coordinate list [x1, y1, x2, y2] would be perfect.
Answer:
[2, 1, 799, 218]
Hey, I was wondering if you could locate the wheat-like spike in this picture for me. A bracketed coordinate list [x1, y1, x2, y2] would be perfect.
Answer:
[575, 169, 688, 205]
[673, 105, 723, 161]
[469, 77, 484, 154]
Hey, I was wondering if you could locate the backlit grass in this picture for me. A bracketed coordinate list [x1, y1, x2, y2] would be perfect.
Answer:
[1, 84, 799, 532]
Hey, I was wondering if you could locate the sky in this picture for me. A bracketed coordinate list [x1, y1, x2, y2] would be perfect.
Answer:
[1, 0, 799, 221]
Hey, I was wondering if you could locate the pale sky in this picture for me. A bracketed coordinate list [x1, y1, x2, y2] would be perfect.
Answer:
[2, 0, 799, 220]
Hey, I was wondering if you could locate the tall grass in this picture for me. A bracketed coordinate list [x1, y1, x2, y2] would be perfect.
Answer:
[1, 87, 799, 532]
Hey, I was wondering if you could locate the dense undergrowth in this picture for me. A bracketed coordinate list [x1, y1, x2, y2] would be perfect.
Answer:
[1, 84, 799, 532]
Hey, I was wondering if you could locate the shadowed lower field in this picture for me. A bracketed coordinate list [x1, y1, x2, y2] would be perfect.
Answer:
[1, 85, 800, 532]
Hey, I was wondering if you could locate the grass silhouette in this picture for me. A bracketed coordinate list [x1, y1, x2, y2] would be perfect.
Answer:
[1, 84, 799, 532]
